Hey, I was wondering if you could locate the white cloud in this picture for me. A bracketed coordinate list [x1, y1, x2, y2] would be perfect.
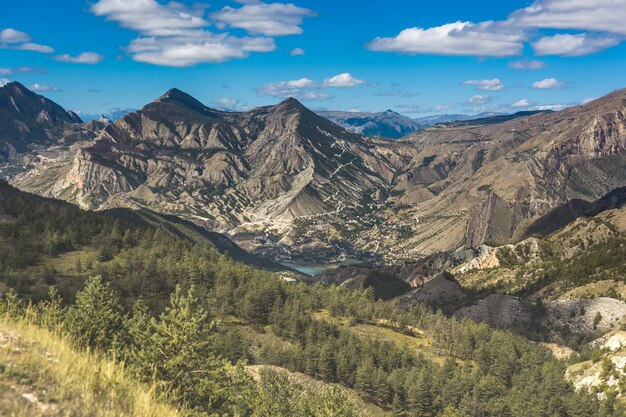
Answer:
[582, 97, 597, 104]
[322, 73, 365, 88]
[0, 78, 10, 87]
[0, 28, 54, 53]
[0, 67, 47, 76]
[511, 99, 532, 107]
[213, 2, 315, 36]
[532, 77, 565, 89]
[290, 47, 305, 56]
[257, 72, 365, 100]
[532, 33, 620, 56]
[286, 78, 316, 88]
[467, 95, 495, 105]
[54, 52, 105, 64]
[90, 0, 300, 66]
[91, 0, 208, 36]
[14, 42, 54, 53]
[257, 78, 331, 100]
[509, 59, 546, 70]
[127, 35, 275, 66]
[511, 0, 626, 35]
[0, 28, 31, 43]
[212, 98, 250, 110]
[30, 83, 61, 92]
[368, 21, 525, 57]
[462, 78, 505, 91]
[368, 0, 626, 58]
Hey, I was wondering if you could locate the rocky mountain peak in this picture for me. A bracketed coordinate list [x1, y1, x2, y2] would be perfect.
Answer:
[273, 97, 307, 113]
[152, 87, 215, 115]
[1, 81, 32, 97]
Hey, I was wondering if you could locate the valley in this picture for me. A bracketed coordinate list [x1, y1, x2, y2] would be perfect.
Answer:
[2, 81, 626, 416]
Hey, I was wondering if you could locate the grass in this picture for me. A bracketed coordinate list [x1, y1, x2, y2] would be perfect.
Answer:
[0, 318, 182, 417]
[312, 310, 453, 364]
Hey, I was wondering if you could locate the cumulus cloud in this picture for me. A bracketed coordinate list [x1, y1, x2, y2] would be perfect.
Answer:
[126, 35, 274, 66]
[257, 78, 331, 100]
[213, 2, 315, 36]
[322, 73, 364, 88]
[257, 72, 367, 100]
[532, 78, 565, 89]
[0, 28, 54, 53]
[467, 95, 495, 106]
[511, 99, 532, 107]
[0, 28, 31, 43]
[462, 78, 505, 91]
[509, 59, 546, 70]
[91, 0, 313, 66]
[30, 83, 61, 92]
[532, 33, 620, 56]
[290, 47, 305, 56]
[54, 52, 105, 64]
[510, 0, 626, 35]
[368, 21, 525, 57]
[212, 98, 251, 111]
[368, 0, 626, 58]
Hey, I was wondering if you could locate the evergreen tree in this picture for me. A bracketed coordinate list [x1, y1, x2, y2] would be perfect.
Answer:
[65, 275, 124, 352]
[127, 285, 247, 415]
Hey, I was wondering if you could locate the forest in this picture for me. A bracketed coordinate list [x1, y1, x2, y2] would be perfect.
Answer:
[1, 180, 624, 417]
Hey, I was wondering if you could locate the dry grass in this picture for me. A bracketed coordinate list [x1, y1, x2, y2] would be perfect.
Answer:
[0, 318, 182, 417]
[311, 310, 452, 364]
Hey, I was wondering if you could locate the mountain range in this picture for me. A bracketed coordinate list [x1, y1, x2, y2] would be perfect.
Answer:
[2, 81, 626, 266]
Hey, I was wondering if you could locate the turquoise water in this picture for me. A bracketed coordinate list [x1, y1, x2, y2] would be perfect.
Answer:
[279, 262, 324, 276]
[279, 259, 362, 276]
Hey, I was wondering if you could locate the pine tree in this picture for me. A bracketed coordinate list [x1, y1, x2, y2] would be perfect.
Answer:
[65, 275, 124, 352]
[127, 285, 247, 415]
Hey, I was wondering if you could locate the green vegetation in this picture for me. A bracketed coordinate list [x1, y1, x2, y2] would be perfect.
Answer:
[1, 181, 625, 416]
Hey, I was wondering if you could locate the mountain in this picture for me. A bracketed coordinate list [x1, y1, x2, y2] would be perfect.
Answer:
[383, 89, 626, 258]
[316, 109, 421, 138]
[9, 89, 414, 260]
[6, 85, 626, 265]
[413, 111, 504, 127]
[0, 82, 99, 162]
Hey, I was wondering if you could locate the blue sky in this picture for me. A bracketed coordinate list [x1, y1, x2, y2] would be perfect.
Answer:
[2, 0, 626, 119]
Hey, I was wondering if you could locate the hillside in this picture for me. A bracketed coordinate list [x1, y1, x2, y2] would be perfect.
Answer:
[4, 83, 626, 266]
[0, 177, 620, 415]
[0, 82, 101, 162]
[0, 318, 182, 417]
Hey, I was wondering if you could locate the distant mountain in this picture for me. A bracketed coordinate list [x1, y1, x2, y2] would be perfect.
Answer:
[317, 110, 421, 138]
[81, 107, 136, 122]
[414, 111, 504, 127]
[440, 110, 551, 127]
[0, 82, 98, 161]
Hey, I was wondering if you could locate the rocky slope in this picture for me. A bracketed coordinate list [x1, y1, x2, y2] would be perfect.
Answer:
[387, 90, 626, 257]
[10, 88, 416, 259]
[0, 82, 100, 163]
[5, 85, 626, 263]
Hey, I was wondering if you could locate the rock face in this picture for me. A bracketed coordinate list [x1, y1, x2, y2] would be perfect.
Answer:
[389, 90, 626, 257]
[0, 82, 98, 162]
[12, 89, 415, 250]
[317, 110, 421, 138]
[7, 85, 626, 262]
